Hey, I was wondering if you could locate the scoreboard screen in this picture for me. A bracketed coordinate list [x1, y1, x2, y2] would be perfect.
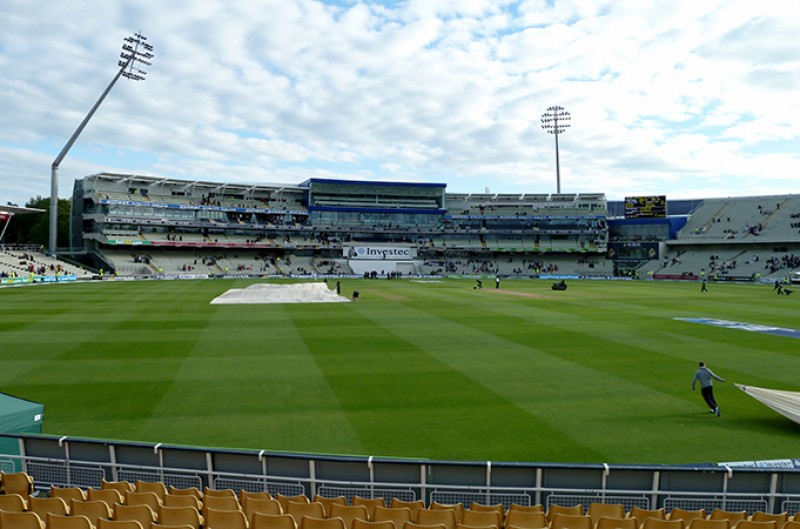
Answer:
[624, 195, 666, 219]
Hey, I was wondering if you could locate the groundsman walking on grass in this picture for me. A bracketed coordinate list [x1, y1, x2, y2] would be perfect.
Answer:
[692, 362, 726, 417]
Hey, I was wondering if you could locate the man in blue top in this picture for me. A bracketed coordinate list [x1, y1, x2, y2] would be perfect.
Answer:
[692, 362, 726, 417]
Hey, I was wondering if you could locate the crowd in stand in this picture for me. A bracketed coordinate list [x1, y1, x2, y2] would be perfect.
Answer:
[765, 252, 800, 274]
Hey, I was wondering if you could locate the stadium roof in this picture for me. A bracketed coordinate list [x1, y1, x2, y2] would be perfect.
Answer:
[302, 178, 447, 189]
[0, 204, 45, 215]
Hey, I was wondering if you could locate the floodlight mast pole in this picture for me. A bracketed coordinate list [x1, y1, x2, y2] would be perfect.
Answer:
[540, 105, 571, 194]
[49, 33, 153, 256]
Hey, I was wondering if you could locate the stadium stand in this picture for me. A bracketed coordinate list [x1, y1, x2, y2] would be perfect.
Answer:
[0, 247, 94, 282]
[67, 173, 613, 280]
[625, 194, 800, 282]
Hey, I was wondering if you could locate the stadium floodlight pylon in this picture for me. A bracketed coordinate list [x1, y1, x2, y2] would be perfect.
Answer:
[49, 32, 154, 256]
[540, 105, 571, 194]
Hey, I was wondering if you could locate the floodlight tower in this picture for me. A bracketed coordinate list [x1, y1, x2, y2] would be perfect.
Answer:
[49, 33, 154, 256]
[540, 105, 571, 194]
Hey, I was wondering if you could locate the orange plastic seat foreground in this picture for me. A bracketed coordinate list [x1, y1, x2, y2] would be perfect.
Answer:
[595, 516, 638, 529]
[314, 495, 348, 517]
[642, 518, 686, 529]
[29, 496, 71, 519]
[0, 511, 45, 529]
[47, 513, 94, 529]
[374, 506, 413, 527]
[669, 510, 706, 524]
[417, 509, 458, 529]
[300, 516, 347, 529]
[251, 513, 298, 529]
[504, 511, 547, 529]
[158, 505, 204, 529]
[135, 480, 168, 500]
[1, 471, 35, 499]
[750, 514, 789, 526]
[461, 510, 501, 529]
[329, 503, 370, 529]
[97, 520, 145, 529]
[354, 520, 397, 529]
[548, 505, 585, 522]
[205, 508, 249, 529]
[51, 485, 87, 503]
[588, 504, 626, 526]
[114, 503, 157, 528]
[550, 514, 593, 529]
[0, 493, 29, 512]
[286, 500, 326, 527]
[353, 497, 388, 520]
[708, 510, 746, 525]
[390, 500, 425, 522]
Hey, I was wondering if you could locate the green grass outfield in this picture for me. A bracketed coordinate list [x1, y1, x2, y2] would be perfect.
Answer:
[1, 277, 798, 465]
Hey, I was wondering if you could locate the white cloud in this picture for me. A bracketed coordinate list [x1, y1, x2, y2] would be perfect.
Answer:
[0, 0, 798, 207]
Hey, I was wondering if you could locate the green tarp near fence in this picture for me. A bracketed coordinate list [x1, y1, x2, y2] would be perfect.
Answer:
[0, 393, 44, 471]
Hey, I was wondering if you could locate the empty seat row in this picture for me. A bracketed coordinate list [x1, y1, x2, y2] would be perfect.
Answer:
[3, 473, 800, 529]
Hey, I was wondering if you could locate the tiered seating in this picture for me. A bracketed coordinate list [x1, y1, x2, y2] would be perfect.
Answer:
[4, 472, 800, 529]
[0, 250, 94, 279]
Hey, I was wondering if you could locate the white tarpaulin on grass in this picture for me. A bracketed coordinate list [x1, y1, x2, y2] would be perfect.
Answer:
[210, 282, 349, 304]
[735, 383, 800, 425]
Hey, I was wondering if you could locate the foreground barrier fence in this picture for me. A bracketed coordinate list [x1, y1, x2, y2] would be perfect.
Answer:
[1, 433, 799, 514]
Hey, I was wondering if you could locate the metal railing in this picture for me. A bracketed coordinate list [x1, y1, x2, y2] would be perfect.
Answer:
[3, 433, 799, 514]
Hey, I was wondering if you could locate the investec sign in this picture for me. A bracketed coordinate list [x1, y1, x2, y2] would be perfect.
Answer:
[344, 246, 416, 261]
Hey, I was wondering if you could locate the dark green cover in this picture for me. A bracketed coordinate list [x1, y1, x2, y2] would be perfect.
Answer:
[0, 393, 44, 470]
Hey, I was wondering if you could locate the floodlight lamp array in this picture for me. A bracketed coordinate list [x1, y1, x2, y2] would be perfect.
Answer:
[119, 32, 154, 81]
[540, 105, 571, 135]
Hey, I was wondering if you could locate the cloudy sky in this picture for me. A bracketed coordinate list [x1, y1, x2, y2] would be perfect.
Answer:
[1, 0, 798, 206]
